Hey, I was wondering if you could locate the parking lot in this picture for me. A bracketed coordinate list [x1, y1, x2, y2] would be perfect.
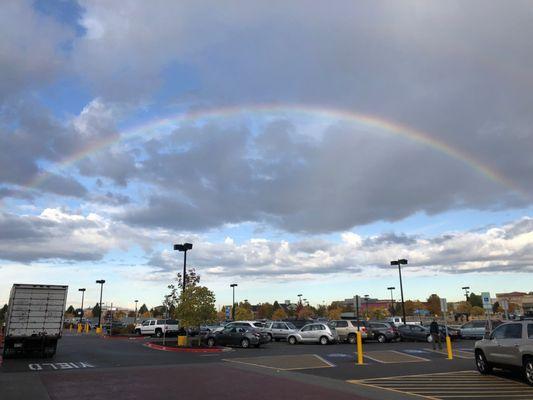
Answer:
[1, 333, 531, 400]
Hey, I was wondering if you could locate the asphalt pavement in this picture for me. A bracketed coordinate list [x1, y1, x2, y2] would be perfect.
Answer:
[0, 333, 530, 400]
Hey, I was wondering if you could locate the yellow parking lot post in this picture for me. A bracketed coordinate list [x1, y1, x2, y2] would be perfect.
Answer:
[178, 335, 187, 347]
[446, 335, 453, 360]
[356, 331, 363, 365]
[69, 324, 73, 332]
[77, 323, 83, 333]
[85, 323, 89, 333]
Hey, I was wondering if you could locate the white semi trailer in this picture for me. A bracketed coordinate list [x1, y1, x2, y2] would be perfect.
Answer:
[3, 284, 68, 358]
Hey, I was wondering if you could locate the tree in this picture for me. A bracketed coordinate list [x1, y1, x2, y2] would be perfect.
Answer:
[92, 303, 101, 319]
[426, 294, 441, 316]
[273, 301, 281, 311]
[271, 308, 287, 320]
[327, 307, 342, 320]
[165, 269, 216, 328]
[456, 301, 472, 314]
[471, 306, 484, 316]
[257, 303, 274, 319]
[234, 306, 254, 321]
[138, 303, 148, 315]
[492, 301, 501, 314]
[297, 306, 315, 320]
[316, 304, 327, 317]
[468, 293, 483, 308]
[0, 304, 7, 323]
[175, 285, 217, 327]
[370, 308, 389, 320]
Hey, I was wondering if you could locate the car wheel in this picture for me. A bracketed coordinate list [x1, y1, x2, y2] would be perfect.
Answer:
[348, 334, 356, 344]
[288, 336, 297, 345]
[523, 357, 533, 386]
[207, 337, 216, 347]
[377, 334, 387, 343]
[241, 338, 250, 348]
[155, 329, 162, 338]
[135, 329, 141, 335]
[267, 333, 273, 342]
[475, 351, 493, 375]
[319, 336, 329, 345]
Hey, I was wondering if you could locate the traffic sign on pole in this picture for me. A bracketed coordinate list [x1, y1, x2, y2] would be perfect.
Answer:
[481, 292, 492, 311]
[440, 298, 448, 313]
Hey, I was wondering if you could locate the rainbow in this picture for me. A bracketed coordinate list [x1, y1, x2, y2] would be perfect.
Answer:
[26, 104, 517, 192]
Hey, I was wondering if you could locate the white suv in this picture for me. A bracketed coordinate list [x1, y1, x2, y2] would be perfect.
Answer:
[134, 319, 179, 337]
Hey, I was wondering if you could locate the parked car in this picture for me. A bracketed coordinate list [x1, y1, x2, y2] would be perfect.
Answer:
[134, 319, 179, 337]
[205, 326, 268, 348]
[367, 321, 400, 343]
[422, 323, 460, 341]
[287, 323, 338, 345]
[398, 324, 433, 342]
[328, 320, 368, 343]
[460, 320, 502, 340]
[475, 320, 533, 386]
[262, 321, 297, 341]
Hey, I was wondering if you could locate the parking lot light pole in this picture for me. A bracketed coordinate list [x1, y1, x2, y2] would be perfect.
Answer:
[230, 284, 238, 320]
[390, 259, 408, 324]
[387, 287, 395, 316]
[462, 286, 470, 303]
[297, 294, 303, 305]
[134, 299, 139, 325]
[96, 280, 105, 329]
[364, 295, 370, 319]
[78, 288, 86, 324]
[173, 243, 193, 292]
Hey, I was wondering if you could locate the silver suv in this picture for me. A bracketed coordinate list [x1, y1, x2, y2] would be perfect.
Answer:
[262, 321, 297, 341]
[475, 320, 533, 386]
[287, 323, 339, 345]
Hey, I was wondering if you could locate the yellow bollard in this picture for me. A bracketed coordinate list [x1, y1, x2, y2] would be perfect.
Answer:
[96, 326, 102, 334]
[69, 324, 73, 332]
[446, 336, 453, 360]
[85, 323, 89, 333]
[356, 330, 364, 365]
[177, 335, 187, 347]
[77, 323, 83, 333]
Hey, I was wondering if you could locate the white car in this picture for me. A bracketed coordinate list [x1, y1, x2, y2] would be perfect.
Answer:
[213, 321, 265, 333]
[134, 318, 179, 337]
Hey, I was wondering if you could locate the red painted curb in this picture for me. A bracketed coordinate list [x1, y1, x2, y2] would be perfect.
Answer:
[144, 342, 226, 353]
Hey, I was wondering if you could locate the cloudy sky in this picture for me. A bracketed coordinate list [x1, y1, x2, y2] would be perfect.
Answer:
[1, 0, 532, 309]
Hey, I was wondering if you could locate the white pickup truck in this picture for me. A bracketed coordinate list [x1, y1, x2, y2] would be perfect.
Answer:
[3, 284, 68, 358]
[134, 318, 180, 337]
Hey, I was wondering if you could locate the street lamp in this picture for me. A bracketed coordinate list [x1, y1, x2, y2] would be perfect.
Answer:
[387, 287, 395, 316]
[297, 294, 303, 304]
[134, 299, 139, 325]
[462, 286, 470, 302]
[95, 280, 105, 328]
[391, 259, 408, 324]
[173, 242, 193, 291]
[364, 295, 370, 319]
[78, 288, 86, 324]
[230, 283, 238, 320]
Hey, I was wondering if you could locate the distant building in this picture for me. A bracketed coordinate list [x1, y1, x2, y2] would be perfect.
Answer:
[496, 291, 533, 315]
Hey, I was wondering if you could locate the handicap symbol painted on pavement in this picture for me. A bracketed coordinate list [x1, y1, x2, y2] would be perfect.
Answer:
[403, 349, 428, 354]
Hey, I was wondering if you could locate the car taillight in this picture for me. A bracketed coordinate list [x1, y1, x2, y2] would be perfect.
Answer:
[361, 327, 367, 332]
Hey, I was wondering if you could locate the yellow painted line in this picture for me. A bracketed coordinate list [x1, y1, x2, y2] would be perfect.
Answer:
[351, 370, 476, 381]
[347, 379, 439, 400]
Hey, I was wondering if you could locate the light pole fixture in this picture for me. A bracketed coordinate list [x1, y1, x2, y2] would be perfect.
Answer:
[95, 280, 105, 328]
[297, 294, 303, 304]
[230, 283, 238, 320]
[173, 242, 193, 291]
[391, 259, 408, 324]
[134, 299, 139, 325]
[78, 288, 86, 324]
[462, 286, 470, 302]
[387, 287, 395, 316]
